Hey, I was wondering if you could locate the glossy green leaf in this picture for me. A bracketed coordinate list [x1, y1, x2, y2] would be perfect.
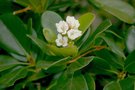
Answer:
[103, 81, 122, 90]
[0, 55, 28, 72]
[126, 26, 135, 53]
[80, 19, 112, 53]
[28, 35, 78, 57]
[76, 28, 91, 48]
[27, 35, 51, 55]
[0, 14, 30, 53]
[89, 57, 116, 75]
[48, 72, 89, 90]
[67, 57, 94, 72]
[0, 66, 28, 88]
[0, 21, 26, 56]
[84, 73, 95, 90]
[90, 0, 135, 23]
[78, 13, 95, 34]
[27, 71, 47, 82]
[37, 57, 70, 70]
[95, 49, 124, 70]
[101, 36, 125, 59]
[120, 77, 135, 90]
[125, 50, 135, 73]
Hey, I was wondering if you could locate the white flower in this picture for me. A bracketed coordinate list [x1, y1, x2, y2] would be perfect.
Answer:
[67, 29, 82, 40]
[66, 16, 80, 29]
[56, 21, 69, 35]
[55, 34, 68, 47]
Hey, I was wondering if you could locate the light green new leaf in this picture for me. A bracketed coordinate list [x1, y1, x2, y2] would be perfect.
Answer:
[125, 50, 135, 73]
[0, 55, 28, 72]
[78, 13, 95, 34]
[28, 35, 78, 57]
[43, 28, 57, 43]
[90, 0, 135, 24]
[126, 26, 135, 53]
[0, 66, 28, 89]
[103, 81, 122, 90]
[84, 73, 95, 90]
[41, 11, 62, 42]
[0, 21, 26, 56]
[67, 57, 94, 72]
[49, 45, 78, 57]
[48, 72, 89, 90]
[41, 11, 62, 33]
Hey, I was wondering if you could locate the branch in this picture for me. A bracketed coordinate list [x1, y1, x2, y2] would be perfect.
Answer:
[67, 46, 106, 64]
[13, 6, 31, 15]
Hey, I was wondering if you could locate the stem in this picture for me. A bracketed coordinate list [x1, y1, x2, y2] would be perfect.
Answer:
[13, 6, 31, 15]
[67, 46, 106, 64]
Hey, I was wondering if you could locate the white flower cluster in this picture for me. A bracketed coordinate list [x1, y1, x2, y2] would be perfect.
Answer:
[55, 16, 82, 47]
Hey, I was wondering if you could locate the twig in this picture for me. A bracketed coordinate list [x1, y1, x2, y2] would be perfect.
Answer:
[67, 46, 106, 64]
[13, 6, 31, 15]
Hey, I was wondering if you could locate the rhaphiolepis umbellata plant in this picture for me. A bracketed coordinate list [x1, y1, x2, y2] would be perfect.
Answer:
[0, 0, 135, 90]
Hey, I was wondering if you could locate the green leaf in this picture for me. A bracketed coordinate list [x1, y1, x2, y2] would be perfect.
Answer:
[0, 0, 13, 14]
[0, 13, 30, 53]
[28, 35, 78, 57]
[27, 71, 47, 82]
[90, 0, 135, 24]
[80, 19, 112, 53]
[0, 55, 28, 72]
[27, 35, 51, 55]
[0, 20, 26, 56]
[84, 73, 95, 90]
[78, 13, 95, 34]
[126, 26, 135, 53]
[41, 11, 62, 42]
[120, 77, 135, 90]
[89, 57, 116, 75]
[76, 28, 91, 48]
[67, 57, 94, 72]
[0, 66, 28, 88]
[49, 45, 78, 57]
[103, 81, 122, 90]
[13, 0, 30, 6]
[37, 57, 70, 72]
[43, 28, 57, 43]
[14, 0, 48, 13]
[41, 11, 62, 33]
[48, 72, 89, 90]
[125, 50, 135, 73]
[95, 49, 124, 70]
[101, 36, 125, 59]
[48, 1, 76, 10]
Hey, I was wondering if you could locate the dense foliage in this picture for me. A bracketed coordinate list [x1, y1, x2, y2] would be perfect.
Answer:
[0, 0, 135, 90]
